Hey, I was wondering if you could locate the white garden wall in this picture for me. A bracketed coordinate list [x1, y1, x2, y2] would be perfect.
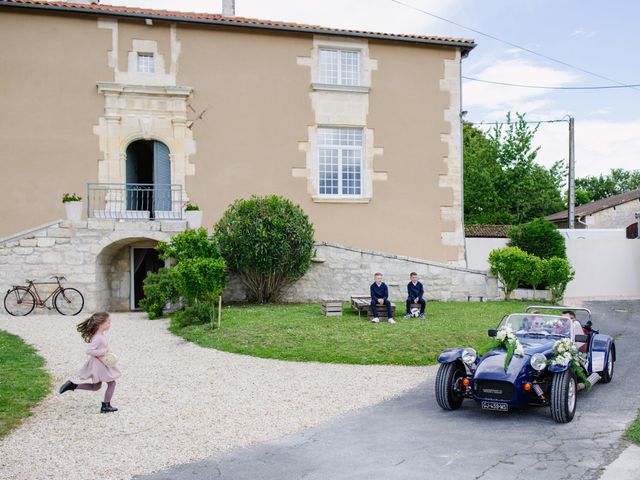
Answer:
[465, 229, 640, 300]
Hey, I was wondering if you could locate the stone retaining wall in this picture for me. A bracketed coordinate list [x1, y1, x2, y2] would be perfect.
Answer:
[224, 242, 499, 303]
[0, 219, 186, 313]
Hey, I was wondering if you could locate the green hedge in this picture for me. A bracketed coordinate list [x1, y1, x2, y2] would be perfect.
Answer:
[489, 246, 574, 303]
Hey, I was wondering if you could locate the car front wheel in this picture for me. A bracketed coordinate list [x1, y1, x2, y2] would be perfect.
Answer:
[550, 369, 577, 423]
[435, 362, 465, 410]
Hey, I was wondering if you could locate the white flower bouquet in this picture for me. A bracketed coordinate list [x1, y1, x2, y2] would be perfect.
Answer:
[550, 338, 590, 388]
[495, 326, 525, 371]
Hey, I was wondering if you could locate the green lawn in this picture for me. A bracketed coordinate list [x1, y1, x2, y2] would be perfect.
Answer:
[626, 410, 640, 445]
[0, 330, 50, 438]
[169, 300, 536, 366]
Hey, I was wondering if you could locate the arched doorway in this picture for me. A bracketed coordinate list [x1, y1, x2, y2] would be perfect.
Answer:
[125, 140, 171, 218]
[95, 235, 170, 311]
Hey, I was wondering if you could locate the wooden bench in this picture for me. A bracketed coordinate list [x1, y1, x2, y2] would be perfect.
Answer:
[321, 300, 343, 317]
[368, 303, 396, 320]
[350, 295, 397, 319]
[350, 295, 370, 316]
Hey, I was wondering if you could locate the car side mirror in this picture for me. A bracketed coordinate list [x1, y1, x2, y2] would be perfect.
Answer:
[488, 329, 497, 338]
[575, 334, 588, 343]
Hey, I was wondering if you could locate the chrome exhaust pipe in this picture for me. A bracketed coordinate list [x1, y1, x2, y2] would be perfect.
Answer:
[578, 372, 601, 391]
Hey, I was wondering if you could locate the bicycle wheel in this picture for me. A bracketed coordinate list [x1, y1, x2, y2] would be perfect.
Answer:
[4, 287, 36, 316]
[54, 288, 84, 315]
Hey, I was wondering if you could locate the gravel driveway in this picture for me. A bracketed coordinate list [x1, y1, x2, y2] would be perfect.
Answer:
[0, 313, 431, 480]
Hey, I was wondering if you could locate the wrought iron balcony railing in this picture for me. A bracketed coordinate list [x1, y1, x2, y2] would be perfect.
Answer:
[87, 183, 183, 220]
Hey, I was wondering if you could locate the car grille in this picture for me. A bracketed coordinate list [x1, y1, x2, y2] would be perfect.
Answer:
[475, 380, 514, 401]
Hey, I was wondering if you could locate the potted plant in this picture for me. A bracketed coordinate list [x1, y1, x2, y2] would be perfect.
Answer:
[184, 202, 203, 229]
[62, 193, 83, 221]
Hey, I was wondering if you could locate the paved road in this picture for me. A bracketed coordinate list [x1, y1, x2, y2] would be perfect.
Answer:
[138, 301, 640, 480]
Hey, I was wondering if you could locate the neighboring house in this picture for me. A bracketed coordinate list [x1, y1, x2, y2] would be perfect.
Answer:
[546, 189, 640, 230]
[0, 0, 481, 310]
[464, 224, 511, 271]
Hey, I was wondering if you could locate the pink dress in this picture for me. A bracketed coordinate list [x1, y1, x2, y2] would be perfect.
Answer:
[77, 333, 121, 383]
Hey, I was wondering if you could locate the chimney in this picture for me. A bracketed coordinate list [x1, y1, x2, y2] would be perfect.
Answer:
[222, 0, 235, 17]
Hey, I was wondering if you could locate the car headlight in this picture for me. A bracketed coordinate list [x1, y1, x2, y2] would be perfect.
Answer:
[461, 348, 477, 365]
[530, 353, 547, 371]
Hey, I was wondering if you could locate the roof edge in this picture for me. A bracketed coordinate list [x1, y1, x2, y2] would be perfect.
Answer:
[0, 1, 477, 51]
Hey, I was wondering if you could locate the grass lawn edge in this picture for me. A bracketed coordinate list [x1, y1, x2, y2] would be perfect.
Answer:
[0, 330, 51, 439]
[625, 409, 640, 445]
[167, 300, 545, 366]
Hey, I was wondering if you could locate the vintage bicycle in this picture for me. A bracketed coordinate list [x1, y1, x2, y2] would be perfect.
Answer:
[4, 275, 84, 316]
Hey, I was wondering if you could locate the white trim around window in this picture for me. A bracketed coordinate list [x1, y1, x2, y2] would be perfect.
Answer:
[317, 127, 364, 198]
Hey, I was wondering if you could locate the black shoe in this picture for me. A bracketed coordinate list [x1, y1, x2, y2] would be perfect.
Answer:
[59, 380, 77, 394]
[101, 402, 118, 413]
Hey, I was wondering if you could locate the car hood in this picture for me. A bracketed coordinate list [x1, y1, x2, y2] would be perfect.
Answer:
[475, 341, 552, 382]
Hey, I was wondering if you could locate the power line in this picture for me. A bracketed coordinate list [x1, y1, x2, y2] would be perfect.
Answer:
[463, 76, 640, 90]
[389, 0, 640, 92]
[466, 119, 568, 126]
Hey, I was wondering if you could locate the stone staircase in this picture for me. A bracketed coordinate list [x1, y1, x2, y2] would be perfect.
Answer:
[0, 218, 187, 313]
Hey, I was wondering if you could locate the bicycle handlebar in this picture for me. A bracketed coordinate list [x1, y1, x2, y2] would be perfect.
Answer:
[50, 275, 66, 281]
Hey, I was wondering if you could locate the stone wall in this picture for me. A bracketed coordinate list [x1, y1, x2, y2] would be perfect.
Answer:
[0, 219, 186, 313]
[224, 242, 499, 303]
[587, 199, 640, 229]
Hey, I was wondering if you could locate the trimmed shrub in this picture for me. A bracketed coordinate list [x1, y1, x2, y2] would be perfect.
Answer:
[141, 229, 225, 324]
[172, 303, 213, 328]
[488, 247, 533, 300]
[508, 218, 566, 259]
[527, 254, 546, 293]
[544, 257, 576, 304]
[140, 268, 180, 319]
[156, 228, 219, 263]
[174, 257, 226, 304]
[214, 195, 315, 303]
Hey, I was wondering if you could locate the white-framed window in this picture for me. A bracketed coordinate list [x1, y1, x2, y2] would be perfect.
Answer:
[318, 127, 363, 196]
[318, 48, 360, 86]
[137, 53, 155, 73]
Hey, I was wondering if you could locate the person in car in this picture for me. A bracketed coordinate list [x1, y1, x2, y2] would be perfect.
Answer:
[552, 316, 572, 336]
[563, 310, 587, 352]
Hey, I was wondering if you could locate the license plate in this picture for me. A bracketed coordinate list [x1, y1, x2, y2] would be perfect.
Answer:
[482, 401, 508, 412]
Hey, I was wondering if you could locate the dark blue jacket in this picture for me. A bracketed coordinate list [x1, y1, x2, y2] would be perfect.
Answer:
[370, 282, 389, 301]
[407, 281, 424, 300]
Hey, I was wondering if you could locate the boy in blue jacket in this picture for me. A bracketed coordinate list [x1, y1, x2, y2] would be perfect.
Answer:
[370, 272, 395, 324]
[404, 272, 426, 320]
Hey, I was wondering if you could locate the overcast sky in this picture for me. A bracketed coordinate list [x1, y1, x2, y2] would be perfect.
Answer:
[104, 0, 640, 178]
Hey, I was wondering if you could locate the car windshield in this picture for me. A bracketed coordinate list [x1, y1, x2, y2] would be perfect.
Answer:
[499, 313, 572, 338]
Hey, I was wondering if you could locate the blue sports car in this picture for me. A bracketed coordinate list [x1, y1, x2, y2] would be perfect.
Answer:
[435, 306, 615, 423]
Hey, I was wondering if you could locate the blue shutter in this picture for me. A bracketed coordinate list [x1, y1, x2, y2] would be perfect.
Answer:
[153, 142, 171, 212]
[126, 144, 138, 210]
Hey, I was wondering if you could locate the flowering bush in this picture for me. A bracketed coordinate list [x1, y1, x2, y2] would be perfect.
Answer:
[495, 326, 525, 371]
[550, 338, 590, 388]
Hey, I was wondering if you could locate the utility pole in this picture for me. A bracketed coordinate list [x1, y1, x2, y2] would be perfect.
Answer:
[567, 116, 575, 229]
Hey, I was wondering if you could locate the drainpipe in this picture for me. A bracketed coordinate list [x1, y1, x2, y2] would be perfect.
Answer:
[222, 0, 235, 17]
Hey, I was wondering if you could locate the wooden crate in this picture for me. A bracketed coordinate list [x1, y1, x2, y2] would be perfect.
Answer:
[368, 303, 396, 319]
[321, 300, 343, 317]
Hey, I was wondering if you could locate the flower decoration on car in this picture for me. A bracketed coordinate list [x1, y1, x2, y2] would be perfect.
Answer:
[495, 326, 525, 371]
[550, 338, 591, 388]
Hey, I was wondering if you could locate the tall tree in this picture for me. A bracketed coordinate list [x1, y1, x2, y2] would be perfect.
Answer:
[463, 113, 565, 225]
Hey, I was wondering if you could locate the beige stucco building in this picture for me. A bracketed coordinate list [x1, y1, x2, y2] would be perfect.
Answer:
[0, 1, 487, 310]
